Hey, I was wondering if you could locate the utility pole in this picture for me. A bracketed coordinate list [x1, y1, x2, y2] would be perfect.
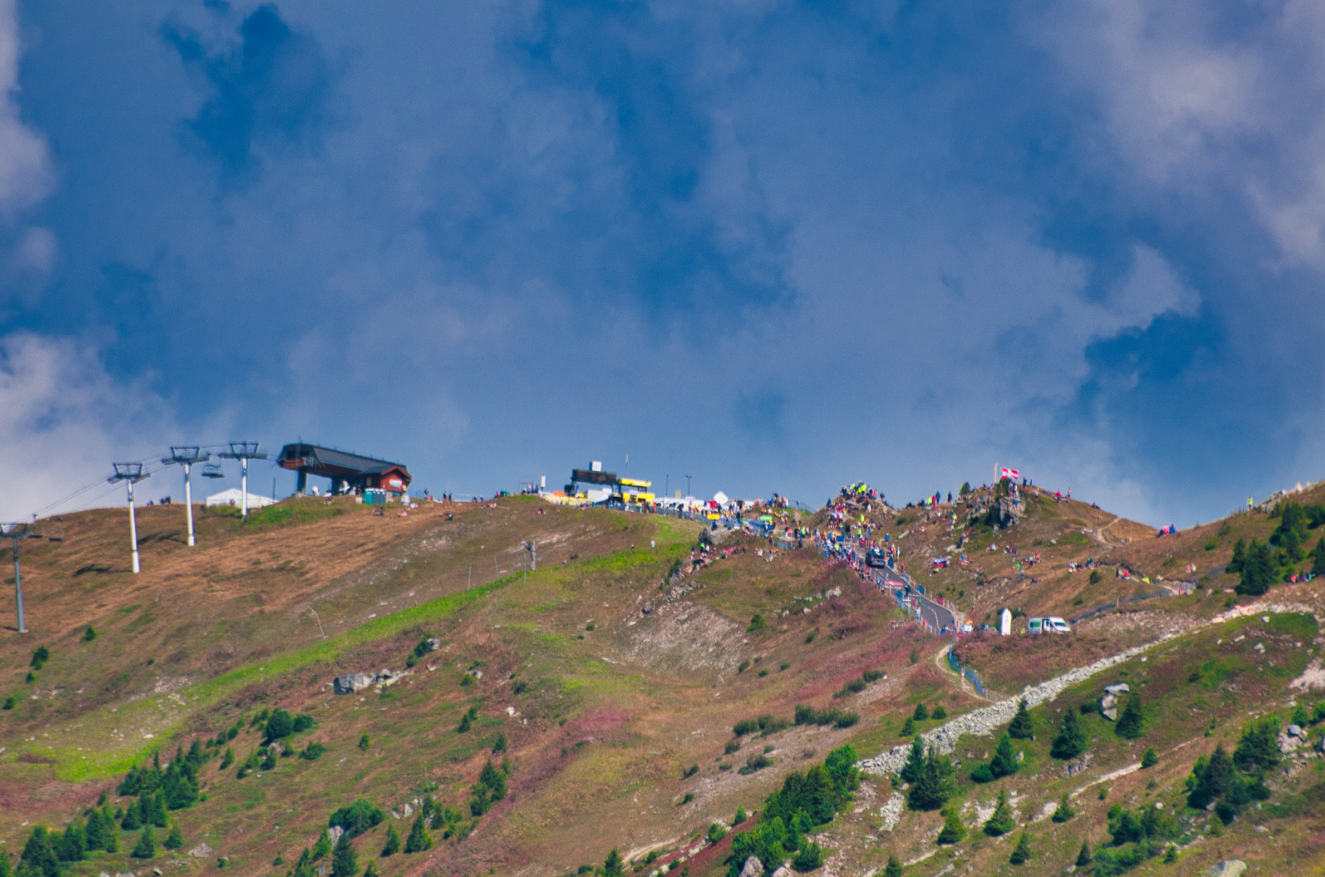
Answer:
[686, 474, 692, 497]
[162, 447, 209, 547]
[523, 540, 536, 571]
[109, 463, 149, 573]
[219, 442, 268, 519]
[0, 523, 31, 633]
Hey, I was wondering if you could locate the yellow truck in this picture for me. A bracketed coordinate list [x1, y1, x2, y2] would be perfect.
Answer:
[614, 478, 655, 505]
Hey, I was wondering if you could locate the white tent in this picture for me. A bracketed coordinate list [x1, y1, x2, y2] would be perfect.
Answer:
[204, 488, 277, 509]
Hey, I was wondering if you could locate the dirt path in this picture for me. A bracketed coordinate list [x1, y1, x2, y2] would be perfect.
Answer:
[933, 642, 990, 701]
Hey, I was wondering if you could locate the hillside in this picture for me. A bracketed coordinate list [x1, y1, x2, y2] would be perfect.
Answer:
[0, 484, 1323, 877]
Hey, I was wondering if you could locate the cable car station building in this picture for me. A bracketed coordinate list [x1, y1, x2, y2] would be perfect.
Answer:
[276, 443, 412, 498]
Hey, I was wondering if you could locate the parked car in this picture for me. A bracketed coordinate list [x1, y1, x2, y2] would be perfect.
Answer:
[1027, 616, 1072, 634]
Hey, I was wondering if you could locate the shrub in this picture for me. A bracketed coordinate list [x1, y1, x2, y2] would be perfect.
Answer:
[707, 822, 728, 843]
[682, 764, 699, 779]
[931, 705, 947, 720]
[1089, 569, 1102, 585]
[358, 734, 371, 752]
[1141, 748, 1159, 769]
[791, 840, 824, 871]
[733, 719, 759, 737]
[293, 713, 315, 733]
[863, 669, 885, 682]
[1313, 702, 1325, 725]
[725, 739, 741, 755]
[738, 660, 751, 674]
[1, 694, 13, 710]
[936, 807, 966, 845]
[30, 646, 49, 670]
[1233, 717, 1281, 774]
[264, 709, 294, 743]
[1051, 792, 1074, 823]
[301, 742, 327, 760]
[748, 614, 766, 633]
[329, 799, 385, 838]
[82, 626, 97, 642]
[969, 763, 995, 783]
[738, 754, 773, 774]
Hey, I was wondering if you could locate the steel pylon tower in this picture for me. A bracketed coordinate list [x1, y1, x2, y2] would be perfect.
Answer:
[109, 462, 150, 573]
[219, 442, 268, 519]
[0, 522, 33, 632]
[162, 446, 210, 546]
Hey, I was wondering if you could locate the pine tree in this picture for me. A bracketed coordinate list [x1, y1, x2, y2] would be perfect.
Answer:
[149, 791, 169, 827]
[1050, 710, 1087, 760]
[1236, 539, 1277, 596]
[989, 733, 1019, 778]
[100, 806, 118, 853]
[219, 747, 234, 770]
[1312, 537, 1325, 576]
[380, 824, 400, 857]
[312, 829, 333, 860]
[907, 748, 954, 811]
[983, 789, 1015, 837]
[131, 826, 156, 860]
[1007, 698, 1034, 740]
[121, 801, 142, 831]
[330, 830, 357, 877]
[492, 732, 507, 754]
[56, 822, 85, 862]
[912, 703, 929, 721]
[19, 827, 59, 877]
[292, 849, 316, 877]
[164, 823, 184, 850]
[1141, 748, 1159, 769]
[1050, 792, 1074, 823]
[603, 848, 624, 877]
[84, 809, 106, 852]
[900, 735, 926, 784]
[1009, 830, 1031, 865]
[883, 854, 903, 877]
[403, 816, 431, 853]
[1115, 693, 1144, 739]
[362, 864, 380, 877]
[936, 806, 966, 845]
[1075, 840, 1091, 867]
[900, 716, 915, 736]
[1187, 744, 1235, 809]
[1228, 538, 1246, 573]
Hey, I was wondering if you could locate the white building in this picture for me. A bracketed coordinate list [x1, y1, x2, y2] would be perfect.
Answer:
[204, 488, 277, 509]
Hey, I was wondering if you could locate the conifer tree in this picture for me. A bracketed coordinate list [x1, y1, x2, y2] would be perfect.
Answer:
[936, 806, 966, 845]
[19, 827, 59, 877]
[1228, 538, 1246, 573]
[330, 830, 357, 877]
[292, 849, 316, 877]
[131, 826, 156, 860]
[883, 854, 903, 877]
[312, 829, 332, 861]
[164, 823, 184, 850]
[1075, 840, 1091, 867]
[1312, 537, 1325, 576]
[1050, 792, 1074, 823]
[100, 806, 118, 853]
[84, 809, 106, 851]
[899, 716, 915, 736]
[603, 848, 624, 877]
[989, 733, 1019, 778]
[1009, 830, 1032, 865]
[1050, 710, 1087, 760]
[912, 703, 929, 721]
[56, 822, 85, 862]
[907, 748, 954, 811]
[900, 735, 926, 784]
[1114, 693, 1144, 739]
[403, 815, 431, 853]
[983, 789, 1015, 837]
[1007, 698, 1034, 740]
[121, 801, 142, 831]
[380, 824, 400, 857]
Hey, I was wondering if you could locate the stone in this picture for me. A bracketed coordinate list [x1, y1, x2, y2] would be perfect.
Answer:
[1288, 723, 1306, 738]
[1101, 694, 1117, 711]
[402, 802, 414, 818]
[1102, 708, 1119, 721]
[188, 842, 213, 858]
[333, 673, 374, 695]
[328, 825, 344, 844]
[770, 868, 791, 877]
[1203, 860, 1247, 877]
[740, 856, 764, 877]
[153, 869, 164, 876]
[1104, 683, 1130, 695]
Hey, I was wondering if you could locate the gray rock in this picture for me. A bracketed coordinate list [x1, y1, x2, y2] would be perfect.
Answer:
[188, 842, 213, 858]
[1103, 708, 1119, 721]
[333, 673, 374, 695]
[1203, 860, 1247, 877]
[770, 868, 791, 877]
[1104, 683, 1129, 695]
[1288, 723, 1305, 738]
[740, 856, 764, 877]
[328, 825, 344, 844]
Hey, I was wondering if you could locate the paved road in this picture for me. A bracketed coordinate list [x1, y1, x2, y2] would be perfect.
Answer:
[874, 567, 958, 634]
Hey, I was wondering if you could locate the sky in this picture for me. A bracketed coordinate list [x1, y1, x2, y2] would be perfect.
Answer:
[2, 0, 1325, 527]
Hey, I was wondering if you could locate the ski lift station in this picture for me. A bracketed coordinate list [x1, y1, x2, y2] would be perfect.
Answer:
[276, 443, 412, 498]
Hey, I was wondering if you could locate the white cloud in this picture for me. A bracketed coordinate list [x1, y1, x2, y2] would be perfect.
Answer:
[0, 333, 174, 521]
[0, 0, 52, 218]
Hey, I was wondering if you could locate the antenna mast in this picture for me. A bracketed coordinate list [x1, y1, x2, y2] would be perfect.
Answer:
[109, 462, 150, 573]
[0, 522, 32, 633]
[219, 442, 268, 519]
[162, 446, 210, 547]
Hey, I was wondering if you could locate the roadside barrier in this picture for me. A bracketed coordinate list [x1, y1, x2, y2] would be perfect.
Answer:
[947, 644, 988, 697]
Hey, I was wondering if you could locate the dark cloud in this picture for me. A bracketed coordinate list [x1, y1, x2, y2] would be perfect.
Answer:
[164, 4, 334, 185]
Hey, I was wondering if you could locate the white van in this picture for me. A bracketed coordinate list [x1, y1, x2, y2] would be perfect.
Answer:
[1027, 616, 1072, 635]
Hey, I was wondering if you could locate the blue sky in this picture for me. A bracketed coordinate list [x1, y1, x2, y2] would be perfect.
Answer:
[2, 0, 1324, 526]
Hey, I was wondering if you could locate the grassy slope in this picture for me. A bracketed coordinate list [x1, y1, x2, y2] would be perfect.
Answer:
[3, 488, 1325, 877]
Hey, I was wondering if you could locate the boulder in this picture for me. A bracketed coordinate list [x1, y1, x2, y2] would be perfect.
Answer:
[188, 842, 213, 858]
[1104, 683, 1130, 695]
[328, 825, 344, 844]
[1203, 861, 1247, 877]
[740, 856, 764, 877]
[333, 673, 374, 695]
[1288, 723, 1306, 739]
[770, 868, 791, 877]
